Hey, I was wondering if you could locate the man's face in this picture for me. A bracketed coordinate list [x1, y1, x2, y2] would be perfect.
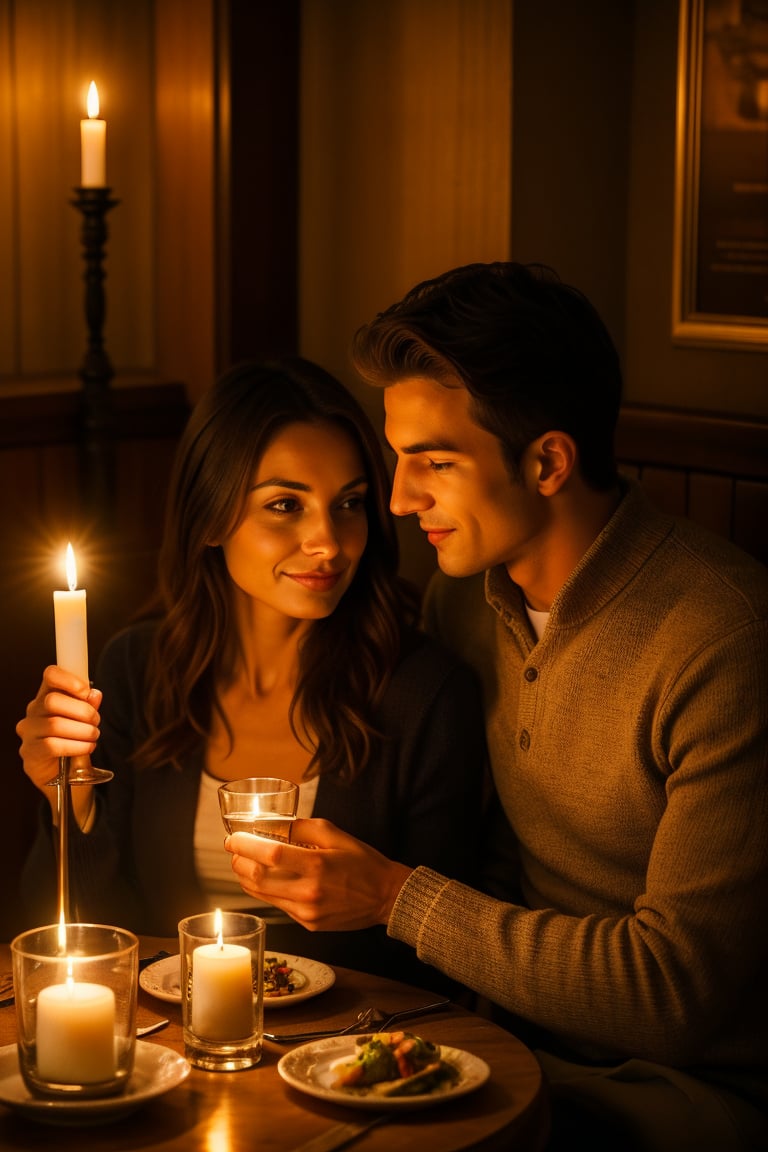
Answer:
[384, 376, 544, 578]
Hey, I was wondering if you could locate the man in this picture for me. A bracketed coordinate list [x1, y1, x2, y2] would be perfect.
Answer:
[227, 263, 768, 1150]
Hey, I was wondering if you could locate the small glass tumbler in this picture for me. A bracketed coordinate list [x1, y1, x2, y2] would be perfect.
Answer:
[179, 910, 265, 1071]
[218, 777, 299, 843]
[11, 923, 138, 1099]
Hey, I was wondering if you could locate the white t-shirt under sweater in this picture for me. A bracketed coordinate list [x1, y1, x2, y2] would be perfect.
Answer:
[525, 605, 550, 641]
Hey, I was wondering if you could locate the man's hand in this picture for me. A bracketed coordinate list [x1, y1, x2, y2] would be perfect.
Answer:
[225, 818, 413, 932]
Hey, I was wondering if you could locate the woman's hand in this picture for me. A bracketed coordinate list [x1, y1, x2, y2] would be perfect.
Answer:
[17, 666, 102, 820]
[225, 818, 413, 932]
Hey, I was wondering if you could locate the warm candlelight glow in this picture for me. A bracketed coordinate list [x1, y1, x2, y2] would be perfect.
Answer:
[86, 80, 100, 119]
[214, 906, 224, 947]
[65, 541, 78, 591]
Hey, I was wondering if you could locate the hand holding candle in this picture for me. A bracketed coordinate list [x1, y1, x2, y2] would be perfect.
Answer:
[80, 80, 106, 187]
[53, 543, 89, 683]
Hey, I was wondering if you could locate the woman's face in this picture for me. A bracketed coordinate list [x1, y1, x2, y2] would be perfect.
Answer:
[221, 420, 369, 622]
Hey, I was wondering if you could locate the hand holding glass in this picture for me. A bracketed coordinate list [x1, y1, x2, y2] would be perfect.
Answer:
[218, 777, 299, 843]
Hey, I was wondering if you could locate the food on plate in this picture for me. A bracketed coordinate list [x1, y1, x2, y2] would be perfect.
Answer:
[264, 956, 297, 997]
[331, 1031, 458, 1096]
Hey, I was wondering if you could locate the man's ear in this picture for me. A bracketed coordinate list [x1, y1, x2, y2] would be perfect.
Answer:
[532, 431, 577, 494]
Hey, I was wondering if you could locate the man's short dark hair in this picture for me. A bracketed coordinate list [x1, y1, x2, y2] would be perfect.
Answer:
[351, 261, 623, 490]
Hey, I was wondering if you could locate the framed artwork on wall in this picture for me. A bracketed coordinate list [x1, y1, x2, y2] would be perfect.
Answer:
[672, 0, 768, 349]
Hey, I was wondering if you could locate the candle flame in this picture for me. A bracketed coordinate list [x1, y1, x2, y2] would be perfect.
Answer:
[65, 542, 78, 591]
[214, 907, 224, 949]
[86, 81, 100, 119]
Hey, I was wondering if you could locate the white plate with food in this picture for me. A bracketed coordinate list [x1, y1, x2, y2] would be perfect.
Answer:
[0, 1041, 190, 1126]
[139, 953, 335, 1008]
[277, 1032, 490, 1111]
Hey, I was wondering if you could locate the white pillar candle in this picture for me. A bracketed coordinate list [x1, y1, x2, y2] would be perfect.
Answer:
[36, 976, 116, 1084]
[53, 543, 89, 682]
[80, 81, 106, 187]
[191, 911, 254, 1041]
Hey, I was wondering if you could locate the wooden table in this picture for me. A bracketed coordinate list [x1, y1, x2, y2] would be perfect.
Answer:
[0, 936, 550, 1151]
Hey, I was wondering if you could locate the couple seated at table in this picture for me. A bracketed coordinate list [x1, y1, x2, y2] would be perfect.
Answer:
[18, 263, 768, 1152]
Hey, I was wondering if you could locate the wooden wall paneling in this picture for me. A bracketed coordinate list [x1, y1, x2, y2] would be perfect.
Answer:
[8, 0, 155, 379]
[154, 0, 217, 403]
[0, 0, 15, 374]
[510, 0, 633, 359]
[71, 0, 157, 375]
[687, 471, 733, 541]
[615, 404, 768, 565]
[14, 0, 82, 373]
[733, 481, 768, 568]
[634, 466, 688, 518]
[299, 0, 512, 390]
[223, 0, 300, 368]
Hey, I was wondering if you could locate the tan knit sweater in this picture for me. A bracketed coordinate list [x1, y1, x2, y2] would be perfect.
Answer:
[392, 481, 768, 1109]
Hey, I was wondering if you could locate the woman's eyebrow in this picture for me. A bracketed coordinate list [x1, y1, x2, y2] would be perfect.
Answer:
[251, 475, 368, 492]
[252, 477, 310, 492]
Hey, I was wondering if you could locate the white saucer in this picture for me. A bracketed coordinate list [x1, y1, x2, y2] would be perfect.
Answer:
[0, 1041, 190, 1125]
[140, 952, 335, 1008]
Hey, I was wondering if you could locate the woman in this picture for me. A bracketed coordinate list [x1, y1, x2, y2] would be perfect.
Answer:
[18, 357, 486, 992]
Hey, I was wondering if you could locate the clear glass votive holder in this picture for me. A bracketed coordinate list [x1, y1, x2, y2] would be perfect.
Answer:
[178, 910, 265, 1071]
[11, 923, 138, 1099]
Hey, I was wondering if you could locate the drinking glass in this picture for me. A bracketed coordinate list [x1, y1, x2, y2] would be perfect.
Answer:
[218, 777, 299, 843]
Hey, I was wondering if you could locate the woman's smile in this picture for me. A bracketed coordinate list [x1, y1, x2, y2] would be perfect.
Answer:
[284, 568, 347, 592]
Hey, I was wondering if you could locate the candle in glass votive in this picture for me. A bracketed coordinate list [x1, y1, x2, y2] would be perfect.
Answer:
[53, 543, 89, 682]
[80, 80, 106, 187]
[36, 967, 116, 1084]
[191, 909, 253, 1040]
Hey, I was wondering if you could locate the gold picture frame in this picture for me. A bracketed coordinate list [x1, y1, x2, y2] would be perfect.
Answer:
[672, 0, 768, 349]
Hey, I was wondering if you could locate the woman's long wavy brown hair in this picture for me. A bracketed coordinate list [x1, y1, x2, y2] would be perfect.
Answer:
[134, 357, 418, 780]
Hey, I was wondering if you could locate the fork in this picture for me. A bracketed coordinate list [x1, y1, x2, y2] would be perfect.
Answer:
[263, 997, 451, 1045]
[263, 1007, 377, 1044]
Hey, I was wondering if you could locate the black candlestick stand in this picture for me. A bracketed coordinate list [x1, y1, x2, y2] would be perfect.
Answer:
[70, 187, 120, 525]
